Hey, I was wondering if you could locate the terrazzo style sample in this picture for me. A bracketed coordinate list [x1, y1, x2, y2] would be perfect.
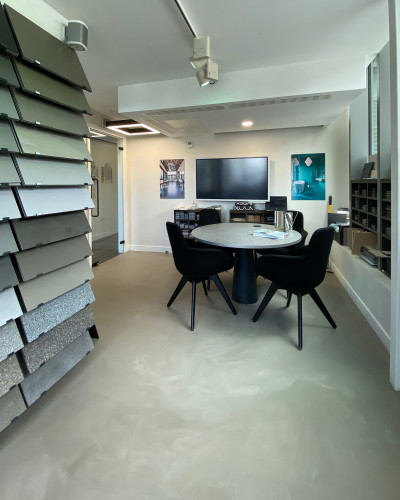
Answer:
[0, 254, 19, 291]
[0, 387, 26, 434]
[0, 355, 24, 398]
[0, 288, 23, 327]
[0, 321, 23, 363]
[20, 331, 94, 406]
[0, 222, 18, 256]
[17, 259, 94, 312]
[20, 282, 95, 342]
[22, 306, 95, 374]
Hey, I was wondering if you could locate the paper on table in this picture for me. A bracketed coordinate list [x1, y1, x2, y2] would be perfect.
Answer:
[252, 229, 287, 239]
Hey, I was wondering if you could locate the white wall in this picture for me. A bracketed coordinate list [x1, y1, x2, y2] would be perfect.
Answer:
[125, 110, 349, 252]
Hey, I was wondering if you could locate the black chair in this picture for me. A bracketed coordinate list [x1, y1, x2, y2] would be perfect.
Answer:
[198, 208, 221, 226]
[257, 211, 308, 256]
[252, 227, 336, 349]
[166, 222, 237, 330]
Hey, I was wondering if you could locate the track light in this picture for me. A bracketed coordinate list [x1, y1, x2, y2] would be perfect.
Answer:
[196, 61, 218, 87]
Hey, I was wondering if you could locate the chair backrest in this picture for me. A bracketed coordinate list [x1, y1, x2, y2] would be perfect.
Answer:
[303, 226, 334, 289]
[166, 222, 190, 276]
[198, 208, 221, 226]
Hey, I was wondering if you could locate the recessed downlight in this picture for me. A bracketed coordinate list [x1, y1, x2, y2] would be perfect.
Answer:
[242, 120, 253, 127]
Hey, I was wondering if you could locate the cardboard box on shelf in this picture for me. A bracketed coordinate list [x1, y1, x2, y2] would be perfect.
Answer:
[349, 229, 377, 255]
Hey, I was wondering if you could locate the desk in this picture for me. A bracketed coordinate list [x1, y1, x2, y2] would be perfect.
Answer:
[191, 223, 301, 304]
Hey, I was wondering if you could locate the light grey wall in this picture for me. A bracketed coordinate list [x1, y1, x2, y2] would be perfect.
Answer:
[349, 89, 368, 179]
[379, 42, 392, 180]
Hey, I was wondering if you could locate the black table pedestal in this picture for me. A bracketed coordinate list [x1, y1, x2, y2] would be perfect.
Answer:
[232, 249, 258, 304]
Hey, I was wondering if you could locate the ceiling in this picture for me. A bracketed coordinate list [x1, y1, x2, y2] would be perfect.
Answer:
[44, 0, 389, 137]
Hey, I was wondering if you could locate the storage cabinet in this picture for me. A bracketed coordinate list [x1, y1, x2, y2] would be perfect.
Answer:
[351, 179, 391, 276]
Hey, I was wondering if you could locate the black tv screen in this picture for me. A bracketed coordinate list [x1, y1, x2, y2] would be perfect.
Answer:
[196, 157, 269, 201]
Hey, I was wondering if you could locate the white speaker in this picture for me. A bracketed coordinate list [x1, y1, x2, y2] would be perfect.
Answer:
[65, 20, 88, 51]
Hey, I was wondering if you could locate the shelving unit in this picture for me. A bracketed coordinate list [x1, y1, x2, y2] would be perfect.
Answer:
[229, 209, 275, 224]
[174, 206, 221, 238]
[351, 179, 391, 276]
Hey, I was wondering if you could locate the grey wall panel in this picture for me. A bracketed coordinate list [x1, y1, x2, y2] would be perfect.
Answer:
[0, 255, 19, 291]
[15, 235, 92, 281]
[18, 259, 94, 312]
[20, 282, 95, 342]
[0, 155, 20, 185]
[0, 222, 18, 255]
[0, 4, 19, 56]
[12, 90, 90, 137]
[14, 61, 91, 114]
[11, 211, 91, 250]
[13, 123, 93, 161]
[16, 186, 94, 217]
[0, 120, 19, 153]
[0, 387, 26, 434]
[0, 321, 23, 363]
[15, 157, 92, 186]
[0, 188, 21, 221]
[0, 355, 24, 398]
[5, 6, 91, 92]
[20, 331, 94, 406]
[0, 288, 23, 327]
[0, 86, 19, 120]
[0, 52, 19, 88]
[22, 307, 95, 374]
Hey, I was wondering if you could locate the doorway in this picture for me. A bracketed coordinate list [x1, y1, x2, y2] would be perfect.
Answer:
[90, 135, 123, 265]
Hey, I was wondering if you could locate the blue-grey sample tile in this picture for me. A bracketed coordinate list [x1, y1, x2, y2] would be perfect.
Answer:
[0, 255, 19, 291]
[0, 120, 19, 153]
[0, 155, 20, 185]
[14, 156, 93, 186]
[0, 288, 23, 327]
[0, 52, 19, 88]
[0, 355, 24, 398]
[0, 387, 26, 434]
[22, 307, 95, 374]
[18, 258, 94, 312]
[0, 320, 23, 363]
[13, 123, 93, 161]
[0, 86, 19, 120]
[0, 222, 18, 255]
[20, 282, 95, 342]
[0, 188, 21, 220]
[20, 331, 94, 406]
[5, 6, 91, 91]
[16, 186, 94, 217]
[11, 211, 91, 250]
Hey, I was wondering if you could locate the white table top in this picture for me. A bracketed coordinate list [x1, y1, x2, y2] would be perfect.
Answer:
[191, 223, 301, 250]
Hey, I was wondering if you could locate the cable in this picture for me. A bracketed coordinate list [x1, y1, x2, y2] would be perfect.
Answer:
[173, 0, 198, 39]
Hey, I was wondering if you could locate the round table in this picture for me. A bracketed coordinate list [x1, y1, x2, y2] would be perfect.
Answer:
[190, 223, 301, 304]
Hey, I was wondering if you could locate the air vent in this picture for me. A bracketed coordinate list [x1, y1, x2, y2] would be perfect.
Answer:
[228, 94, 332, 109]
[147, 104, 225, 116]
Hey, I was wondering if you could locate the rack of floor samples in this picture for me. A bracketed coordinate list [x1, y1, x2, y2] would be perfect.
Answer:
[0, 4, 98, 433]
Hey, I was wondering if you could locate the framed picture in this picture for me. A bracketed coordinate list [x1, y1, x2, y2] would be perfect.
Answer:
[291, 153, 325, 200]
[159, 158, 185, 199]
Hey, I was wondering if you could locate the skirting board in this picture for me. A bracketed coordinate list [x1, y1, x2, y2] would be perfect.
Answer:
[126, 245, 170, 253]
[330, 259, 390, 351]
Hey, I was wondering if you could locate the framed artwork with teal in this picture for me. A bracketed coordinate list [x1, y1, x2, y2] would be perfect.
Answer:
[291, 153, 325, 200]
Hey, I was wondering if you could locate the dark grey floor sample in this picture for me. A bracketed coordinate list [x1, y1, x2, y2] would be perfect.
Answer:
[0, 222, 18, 256]
[0, 52, 19, 87]
[0, 255, 19, 291]
[0, 4, 19, 56]
[0, 321, 23, 363]
[0, 155, 20, 185]
[0, 188, 21, 221]
[20, 331, 94, 406]
[15, 235, 92, 282]
[0, 355, 24, 398]
[0, 288, 23, 327]
[20, 282, 95, 342]
[0, 85, 19, 120]
[22, 307, 95, 374]
[16, 186, 94, 217]
[18, 259, 94, 312]
[0, 387, 26, 434]
[11, 211, 91, 250]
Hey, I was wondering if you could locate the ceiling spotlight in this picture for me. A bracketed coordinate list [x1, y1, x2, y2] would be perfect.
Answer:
[196, 61, 218, 87]
[242, 120, 254, 127]
[105, 119, 160, 136]
[189, 37, 210, 69]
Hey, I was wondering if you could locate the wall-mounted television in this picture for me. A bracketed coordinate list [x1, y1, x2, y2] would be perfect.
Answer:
[196, 156, 269, 201]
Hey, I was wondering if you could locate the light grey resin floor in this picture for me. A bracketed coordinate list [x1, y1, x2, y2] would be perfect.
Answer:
[0, 251, 400, 500]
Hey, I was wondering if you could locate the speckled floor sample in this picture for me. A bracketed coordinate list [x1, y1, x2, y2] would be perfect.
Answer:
[0, 251, 399, 500]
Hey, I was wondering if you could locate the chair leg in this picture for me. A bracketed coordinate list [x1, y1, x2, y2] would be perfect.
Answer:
[286, 291, 292, 308]
[207, 279, 211, 291]
[210, 274, 237, 315]
[252, 283, 279, 322]
[297, 293, 303, 350]
[309, 289, 337, 329]
[190, 281, 196, 331]
[167, 276, 187, 307]
[202, 280, 208, 296]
